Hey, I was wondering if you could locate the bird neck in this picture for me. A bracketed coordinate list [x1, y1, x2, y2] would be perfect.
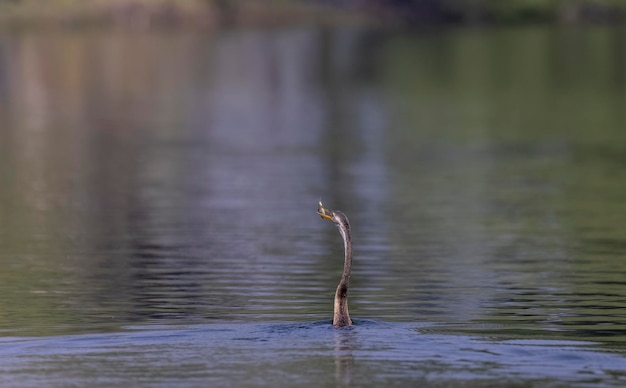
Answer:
[333, 223, 352, 327]
[339, 225, 352, 286]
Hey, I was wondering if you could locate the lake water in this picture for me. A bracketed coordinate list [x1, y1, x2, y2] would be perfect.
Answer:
[0, 25, 625, 386]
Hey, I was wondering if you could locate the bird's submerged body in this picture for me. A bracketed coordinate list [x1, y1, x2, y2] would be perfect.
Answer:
[317, 202, 353, 327]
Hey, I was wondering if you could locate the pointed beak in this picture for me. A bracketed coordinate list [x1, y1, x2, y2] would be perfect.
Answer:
[317, 201, 333, 221]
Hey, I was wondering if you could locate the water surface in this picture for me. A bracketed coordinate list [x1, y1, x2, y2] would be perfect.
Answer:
[0, 26, 625, 386]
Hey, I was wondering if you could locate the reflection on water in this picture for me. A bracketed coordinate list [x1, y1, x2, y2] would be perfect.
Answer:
[0, 26, 625, 385]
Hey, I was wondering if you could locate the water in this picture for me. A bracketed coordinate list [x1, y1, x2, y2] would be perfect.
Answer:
[0, 25, 625, 386]
[2, 322, 623, 387]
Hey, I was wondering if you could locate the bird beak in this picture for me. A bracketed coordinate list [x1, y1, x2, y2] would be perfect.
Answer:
[317, 201, 333, 220]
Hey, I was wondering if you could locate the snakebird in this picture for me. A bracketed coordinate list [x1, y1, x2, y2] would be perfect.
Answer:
[317, 201, 353, 327]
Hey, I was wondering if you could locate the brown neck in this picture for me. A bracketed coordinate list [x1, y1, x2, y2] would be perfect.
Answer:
[333, 223, 352, 327]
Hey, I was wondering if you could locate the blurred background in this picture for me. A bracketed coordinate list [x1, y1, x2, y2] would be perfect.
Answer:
[1, 0, 626, 332]
[0, 1, 625, 385]
[1, 0, 626, 26]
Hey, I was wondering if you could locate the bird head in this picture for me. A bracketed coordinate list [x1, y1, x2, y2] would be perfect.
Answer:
[317, 201, 350, 230]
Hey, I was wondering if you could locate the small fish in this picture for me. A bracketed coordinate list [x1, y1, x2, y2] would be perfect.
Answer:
[317, 200, 333, 220]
